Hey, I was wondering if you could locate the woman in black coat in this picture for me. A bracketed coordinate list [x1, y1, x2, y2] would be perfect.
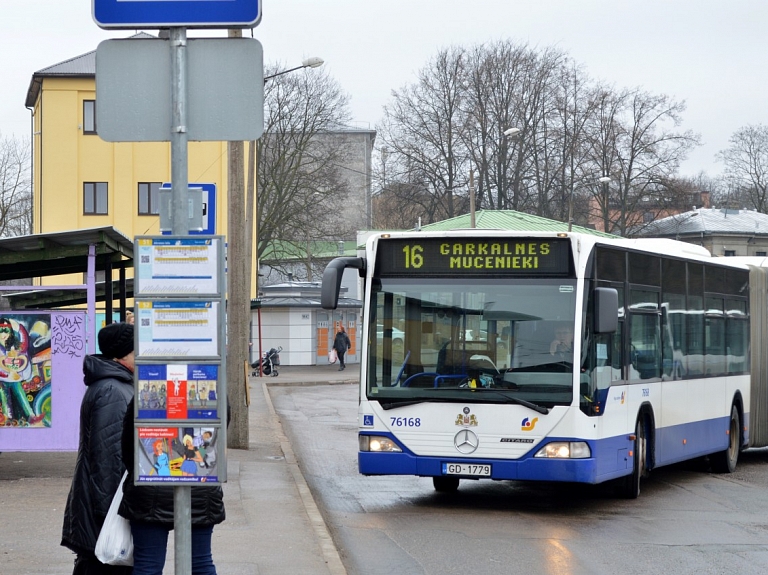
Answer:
[333, 325, 351, 371]
[119, 397, 226, 574]
[61, 322, 135, 575]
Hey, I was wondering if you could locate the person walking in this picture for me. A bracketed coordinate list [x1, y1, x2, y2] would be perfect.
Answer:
[119, 398, 226, 575]
[333, 325, 351, 371]
[61, 322, 135, 575]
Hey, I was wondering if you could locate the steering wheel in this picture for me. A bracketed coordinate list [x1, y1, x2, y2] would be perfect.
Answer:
[394, 350, 411, 386]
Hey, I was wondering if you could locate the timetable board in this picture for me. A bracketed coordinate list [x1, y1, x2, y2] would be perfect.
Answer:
[133, 235, 227, 485]
[135, 237, 222, 296]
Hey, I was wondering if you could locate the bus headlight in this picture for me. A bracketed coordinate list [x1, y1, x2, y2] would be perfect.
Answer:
[534, 441, 591, 459]
[359, 435, 402, 452]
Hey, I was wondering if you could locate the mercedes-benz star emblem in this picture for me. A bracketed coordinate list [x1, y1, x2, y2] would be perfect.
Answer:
[454, 429, 479, 454]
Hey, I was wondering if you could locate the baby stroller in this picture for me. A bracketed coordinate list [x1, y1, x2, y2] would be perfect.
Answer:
[252, 346, 282, 377]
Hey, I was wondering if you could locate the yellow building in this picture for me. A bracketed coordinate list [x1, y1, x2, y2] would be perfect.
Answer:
[24, 34, 251, 292]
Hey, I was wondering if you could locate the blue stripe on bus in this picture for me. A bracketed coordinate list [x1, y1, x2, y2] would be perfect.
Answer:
[359, 413, 740, 485]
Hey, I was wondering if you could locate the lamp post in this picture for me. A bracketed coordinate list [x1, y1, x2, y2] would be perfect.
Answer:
[469, 127, 520, 227]
[502, 127, 521, 210]
[568, 175, 611, 232]
[263, 57, 324, 83]
[226, 53, 324, 448]
[248, 56, 324, 292]
[245, 56, 324, 379]
[249, 56, 324, 282]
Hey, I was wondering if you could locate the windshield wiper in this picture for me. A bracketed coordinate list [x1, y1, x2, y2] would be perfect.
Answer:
[378, 397, 455, 410]
[378, 392, 549, 414]
[469, 388, 550, 414]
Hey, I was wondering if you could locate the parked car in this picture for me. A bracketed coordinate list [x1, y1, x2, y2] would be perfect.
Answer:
[376, 324, 405, 356]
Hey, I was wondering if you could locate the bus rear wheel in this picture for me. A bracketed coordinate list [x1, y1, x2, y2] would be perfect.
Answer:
[618, 416, 647, 499]
[710, 405, 740, 474]
[433, 476, 460, 492]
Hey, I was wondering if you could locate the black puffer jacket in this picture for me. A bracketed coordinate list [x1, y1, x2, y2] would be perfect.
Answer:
[118, 397, 226, 526]
[61, 355, 134, 556]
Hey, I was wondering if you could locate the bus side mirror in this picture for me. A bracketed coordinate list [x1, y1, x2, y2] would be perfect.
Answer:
[594, 287, 618, 334]
[321, 257, 366, 310]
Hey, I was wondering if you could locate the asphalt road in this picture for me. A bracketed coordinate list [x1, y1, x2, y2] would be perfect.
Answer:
[271, 383, 768, 575]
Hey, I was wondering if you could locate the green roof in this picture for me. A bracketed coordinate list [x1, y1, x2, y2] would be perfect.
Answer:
[418, 210, 615, 237]
[264, 211, 615, 262]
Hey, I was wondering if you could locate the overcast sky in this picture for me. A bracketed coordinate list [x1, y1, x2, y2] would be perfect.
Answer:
[3, 0, 766, 178]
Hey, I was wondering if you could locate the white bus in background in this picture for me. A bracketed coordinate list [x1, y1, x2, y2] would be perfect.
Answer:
[322, 231, 768, 498]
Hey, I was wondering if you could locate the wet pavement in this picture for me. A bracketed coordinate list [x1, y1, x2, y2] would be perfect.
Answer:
[0, 363, 359, 575]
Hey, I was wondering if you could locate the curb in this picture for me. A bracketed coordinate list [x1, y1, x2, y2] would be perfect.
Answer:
[264, 378, 358, 387]
[261, 382, 348, 575]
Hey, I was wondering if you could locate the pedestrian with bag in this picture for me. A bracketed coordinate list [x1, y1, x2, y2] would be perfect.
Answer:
[61, 322, 135, 575]
[333, 325, 351, 371]
[118, 399, 227, 574]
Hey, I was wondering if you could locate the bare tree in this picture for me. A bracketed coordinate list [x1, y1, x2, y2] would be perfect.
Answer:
[257, 66, 352, 280]
[378, 47, 469, 224]
[584, 89, 700, 235]
[0, 134, 32, 237]
[374, 41, 700, 236]
[718, 125, 768, 213]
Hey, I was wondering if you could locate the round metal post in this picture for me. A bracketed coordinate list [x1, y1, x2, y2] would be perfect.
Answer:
[170, 26, 192, 575]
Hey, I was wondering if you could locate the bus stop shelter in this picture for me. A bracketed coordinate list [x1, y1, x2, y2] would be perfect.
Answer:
[0, 226, 134, 451]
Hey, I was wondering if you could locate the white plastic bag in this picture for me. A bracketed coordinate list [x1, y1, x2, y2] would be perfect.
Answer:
[328, 349, 338, 364]
[95, 471, 133, 566]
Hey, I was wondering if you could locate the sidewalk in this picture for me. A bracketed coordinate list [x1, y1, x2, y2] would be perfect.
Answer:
[219, 364, 357, 574]
[0, 364, 358, 575]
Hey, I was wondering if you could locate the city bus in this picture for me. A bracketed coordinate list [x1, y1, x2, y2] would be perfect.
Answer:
[321, 230, 768, 498]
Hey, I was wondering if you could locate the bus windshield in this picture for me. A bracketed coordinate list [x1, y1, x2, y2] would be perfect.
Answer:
[368, 277, 577, 407]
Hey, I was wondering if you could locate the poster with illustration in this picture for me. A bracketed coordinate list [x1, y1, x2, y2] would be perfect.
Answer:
[135, 425, 221, 483]
[0, 314, 52, 428]
[137, 364, 219, 420]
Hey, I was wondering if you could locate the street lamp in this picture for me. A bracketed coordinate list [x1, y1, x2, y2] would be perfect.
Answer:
[227, 54, 325, 446]
[568, 175, 611, 232]
[247, 56, 324, 374]
[470, 127, 521, 227]
[264, 57, 324, 82]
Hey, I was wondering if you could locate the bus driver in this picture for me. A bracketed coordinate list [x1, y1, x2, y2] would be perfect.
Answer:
[550, 325, 574, 360]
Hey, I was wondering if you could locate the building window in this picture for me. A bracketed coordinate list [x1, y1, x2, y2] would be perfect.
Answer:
[84, 100, 96, 134]
[724, 250, 736, 257]
[756, 251, 767, 256]
[139, 182, 162, 215]
[84, 182, 108, 215]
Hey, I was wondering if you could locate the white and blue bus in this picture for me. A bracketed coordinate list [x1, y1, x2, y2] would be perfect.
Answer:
[321, 231, 768, 497]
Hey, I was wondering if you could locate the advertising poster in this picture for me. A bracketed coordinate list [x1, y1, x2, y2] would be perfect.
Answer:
[135, 425, 221, 483]
[0, 314, 53, 428]
[137, 364, 219, 420]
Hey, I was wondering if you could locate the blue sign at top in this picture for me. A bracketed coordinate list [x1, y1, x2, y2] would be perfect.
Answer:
[93, 0, 261, 29]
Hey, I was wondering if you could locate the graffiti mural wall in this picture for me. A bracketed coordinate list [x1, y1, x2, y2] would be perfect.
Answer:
[0, 311, 87, 451]
[0, 314, 53, 427]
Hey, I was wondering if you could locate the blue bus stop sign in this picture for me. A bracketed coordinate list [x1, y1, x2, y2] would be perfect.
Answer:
[93, 0, 261, 29]
[160, 183, 217, 235]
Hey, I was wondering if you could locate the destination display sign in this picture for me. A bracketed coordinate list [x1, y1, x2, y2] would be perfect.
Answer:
[376, 237, 572, 276]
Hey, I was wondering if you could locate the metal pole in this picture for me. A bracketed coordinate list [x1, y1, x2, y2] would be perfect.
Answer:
[567, 183, 574, 232]
[169, 26, 192, 575]
[171, 28, 189, 235]
[469, 169, 476, 228]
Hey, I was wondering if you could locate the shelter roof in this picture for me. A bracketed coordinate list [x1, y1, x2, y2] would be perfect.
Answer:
[0, 226, 133, 283]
